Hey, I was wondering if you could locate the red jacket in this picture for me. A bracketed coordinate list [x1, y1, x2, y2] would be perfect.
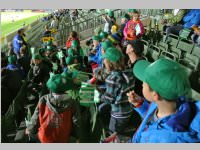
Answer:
[66, 37, 80, 49]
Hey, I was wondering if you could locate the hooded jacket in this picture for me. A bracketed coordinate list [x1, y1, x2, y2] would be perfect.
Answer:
[27, 93, 80, 143]
[131, 99, 200, 143]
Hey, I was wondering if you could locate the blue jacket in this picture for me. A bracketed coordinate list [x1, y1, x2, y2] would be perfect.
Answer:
[131, 99, 200, 143]
[88, 44, 103, 67]
[13, 34, 23, 55]
[183, 9, 200, 28]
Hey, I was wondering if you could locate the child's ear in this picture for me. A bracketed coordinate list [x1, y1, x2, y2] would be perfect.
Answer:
[152, 91, 161, 102]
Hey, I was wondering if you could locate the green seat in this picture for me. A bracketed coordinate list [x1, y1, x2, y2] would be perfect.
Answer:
[170, 47, 182, 60]
[166, 34, 179, 47]
[157, 41, 168, 51]
[159, 51, 177, 61]
[179, 53, 199, 71]
[192, 46, 200, 58]
[179, 28, 192, 40]
[177, 39, 194, 54]
[191, 89, 200, 101]
[141, 39, 149, 56]
[147, 45, 161, 62]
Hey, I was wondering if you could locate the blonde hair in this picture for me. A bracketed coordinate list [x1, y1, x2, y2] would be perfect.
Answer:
[105, 57, 125, 71]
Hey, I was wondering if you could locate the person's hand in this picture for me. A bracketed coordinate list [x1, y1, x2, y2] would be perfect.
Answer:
[127, 90, 143, 107]
[25, 128, 30, 135]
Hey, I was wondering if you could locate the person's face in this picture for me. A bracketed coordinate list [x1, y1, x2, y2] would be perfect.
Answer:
[121, 18, 126, 24]
[132, 13, 140, 21]
[44, 51, 51, 57]
[142, 82, 154, 102]
[126, 44, 134, 55]
[33, 59, 42, 65]
[93, 40, 99, 47]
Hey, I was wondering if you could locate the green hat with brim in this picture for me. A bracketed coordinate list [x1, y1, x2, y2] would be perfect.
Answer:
[101, 41, 114, 52]
[121, 13, 130, 20]
[92, 35, 101, 41]
[133, 58, 191, 100]
[102, 47, 122, 62]
[46, 45, 54, 51]
[32, 53, 43, 60]
[46, 74, 74, 93]
[8, 55, 17, 64]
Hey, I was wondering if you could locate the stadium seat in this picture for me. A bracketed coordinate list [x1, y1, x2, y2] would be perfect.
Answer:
[177, 39, 194, 54]
[146, 45, 161, 62]
[170, 47, 182, 60]
[179, 53, 200, 71]
[191, 46, 200, 58]
[157, 41, 169, 51]
[191, 89, 200, 101]
[166, 34, 179, 47]
[141, 39, 149, 56]
[159, 51, 177, 61]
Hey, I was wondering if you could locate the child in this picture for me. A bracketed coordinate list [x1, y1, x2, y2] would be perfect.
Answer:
[66, 31, 80, 49]
[127, 58, 200, 143]
[25, 74, 80, 143]
[123, 10, 145, 42]
[101, 47, 133, 137]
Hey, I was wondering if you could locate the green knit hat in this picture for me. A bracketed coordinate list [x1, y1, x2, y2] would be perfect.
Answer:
[65, 56, 75, 65]
[71, 40, 79, 49]
[32, 53, 43, 60]
[92, 35, 101, 41]
[47, 40, 53, 46]
[102, 47, 122, 62]
[101, 40, 114, 52]
[99, 31, 108, 39]
[107, 11, 114, 17]
[46, 74, 74, 93]
[121, 13, 130, 20]
[133, 58, 191, 100]
[8, 55, 17, 64]
[128, 9, 137, 13]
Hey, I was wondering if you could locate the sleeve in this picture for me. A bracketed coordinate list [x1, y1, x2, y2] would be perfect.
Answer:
[26, 103, 40, 134]
[101, 75, 121, 104]
[137, 21, 145, 38]
[133, 99, 150, 119]
[168, 10, 187, 24]
[123, 21, 129, 38]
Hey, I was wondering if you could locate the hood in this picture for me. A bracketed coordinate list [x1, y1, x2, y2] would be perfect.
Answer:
[46, 93, 75, 113]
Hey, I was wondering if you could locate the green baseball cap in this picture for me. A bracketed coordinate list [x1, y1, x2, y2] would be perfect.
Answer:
[99, 31, 108, 39]
[102, 47, 122, 62]
[46, 45, 54, 51]
[8, 55, 17, 64]
[101, 40, 114, 52]
[133, 58, 191, 100]
[46, 74, 74, 93]
[32, 53, 43, 60]
[92, 35, 101, 41]
[71, 40, 79, 49]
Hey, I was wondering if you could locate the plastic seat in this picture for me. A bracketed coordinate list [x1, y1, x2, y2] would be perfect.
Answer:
[166, 34, 179, 47]
[141, 39, 149, 56]
[179, 53, 199, 71]
[177, 39, 194, 54]
[147, 45, 161, 62]
[192, 46, 200, 58]
[159, 51, 177, 61]
[170, 47, 182, 60]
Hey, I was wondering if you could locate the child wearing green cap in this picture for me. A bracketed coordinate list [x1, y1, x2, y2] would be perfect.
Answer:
[25, 74, 80, 143]
[127, 58, 200, 143]
[100, 47, 134, 139]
